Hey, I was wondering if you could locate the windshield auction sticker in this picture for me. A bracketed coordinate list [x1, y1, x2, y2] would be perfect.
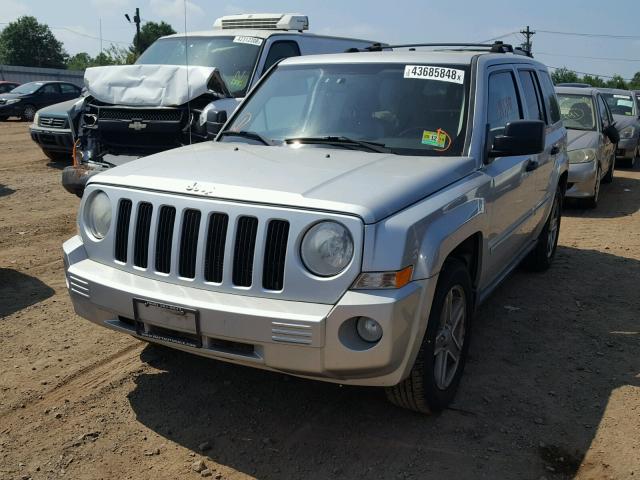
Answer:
[404, 65, 465, 84]
[422, 129, 447, 147]
[233, 36, 263, 46]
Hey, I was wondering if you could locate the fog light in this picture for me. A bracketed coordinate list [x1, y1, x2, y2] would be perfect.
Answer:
[356, 317, 382, 343]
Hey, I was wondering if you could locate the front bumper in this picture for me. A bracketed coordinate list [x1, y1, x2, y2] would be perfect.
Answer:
[616, 138, 638, 159]
[0, 104, 22, 116]
[566, 160, 597, 199]
[63, 236, 435, 387]
[30, 125, 73, 153]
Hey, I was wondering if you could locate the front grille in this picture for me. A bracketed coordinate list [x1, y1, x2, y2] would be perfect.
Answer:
[178, 209, 201, 279]
[98, 108, 182, 122]
[232, 217, 258, 287]
[38, 116, 67, 128]
[262, 220, 290, 291]
[114, 199, 132, 262]
[133, 203, 153, 268]
[114, 201, 291, 291]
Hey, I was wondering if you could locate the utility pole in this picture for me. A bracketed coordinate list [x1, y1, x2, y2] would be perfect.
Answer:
[125, 7, 142, 54]
[520, 25, 535, 56]
[99, 18, 103, 54]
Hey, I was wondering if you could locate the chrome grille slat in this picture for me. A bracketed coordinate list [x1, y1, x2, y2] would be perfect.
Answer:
[38, 116, 67, 128]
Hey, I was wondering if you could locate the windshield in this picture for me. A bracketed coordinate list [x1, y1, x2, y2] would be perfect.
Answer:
[10, 82, 43, 95]
[557, 94, 596, 131]
[222, 63, 470, 156]
[602, 93, 636, 116]
[136, 36, 262, 96]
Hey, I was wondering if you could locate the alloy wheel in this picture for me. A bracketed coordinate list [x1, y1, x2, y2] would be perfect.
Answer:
[433, 285, 467, 390]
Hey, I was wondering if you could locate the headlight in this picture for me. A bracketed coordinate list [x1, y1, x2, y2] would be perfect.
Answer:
[619, 126, 635, 139]
[84, 190, 112, 240]
[300, 221, 354, 277]
[5, 98, 21, 105]
[568, 148, 597, 164]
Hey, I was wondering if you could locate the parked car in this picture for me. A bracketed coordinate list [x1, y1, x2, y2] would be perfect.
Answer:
[29, 99, 78, 162]
[62, 13, 383, 197]
[0, 81, 20, 94]
[555, 86, 618, 208]
[597, 88, 640, 168]
[63, 42, 568, 413]
[0, 81, 81, 121]
[556, 82, 591, 88]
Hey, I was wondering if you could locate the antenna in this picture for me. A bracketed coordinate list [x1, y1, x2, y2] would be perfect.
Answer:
[183, 0, 192, 145]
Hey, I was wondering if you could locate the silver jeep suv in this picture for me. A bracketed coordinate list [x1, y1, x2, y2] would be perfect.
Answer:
[63, 42, 568, 413]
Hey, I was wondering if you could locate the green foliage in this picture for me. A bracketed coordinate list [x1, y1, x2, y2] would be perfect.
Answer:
[134, 21, 176, 55]
[67, 52, 93, 71]
[0, 16, 68, 68]
[65, 45, 134, 70]
[551, 67, 578, 85]
[552, 66, 640, 91]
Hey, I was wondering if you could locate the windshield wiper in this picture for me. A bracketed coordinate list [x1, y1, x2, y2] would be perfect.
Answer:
[218, 130, 272, 146]
[284, 136, 391, 153]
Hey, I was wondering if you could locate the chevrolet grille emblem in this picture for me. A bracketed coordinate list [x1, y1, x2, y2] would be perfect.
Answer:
[128, 120, 147, 131]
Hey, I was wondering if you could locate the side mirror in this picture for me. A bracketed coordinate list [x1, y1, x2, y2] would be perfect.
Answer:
[488, 120, 545, 158]
[603, 124, 620, 144]
[205, 109, 227, 138]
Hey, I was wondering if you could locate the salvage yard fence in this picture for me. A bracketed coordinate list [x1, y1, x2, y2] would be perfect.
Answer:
[0, 65, 84, 87]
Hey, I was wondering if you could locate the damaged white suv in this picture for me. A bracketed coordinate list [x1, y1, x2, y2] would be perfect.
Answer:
[64, 43, 568, 412]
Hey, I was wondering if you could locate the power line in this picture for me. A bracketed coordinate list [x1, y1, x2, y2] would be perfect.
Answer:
[547, 65, 632, 81]
[0, 22, 130, 45]
[537, 52, 640, 63]
[538, 29, 640, 40]
[475, 31, 519, 43]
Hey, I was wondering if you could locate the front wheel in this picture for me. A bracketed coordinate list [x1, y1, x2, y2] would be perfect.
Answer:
[580, 165, 601, 209]
[22, 104, 36, 122]
[523, 186, 562, 272]
[385, 259, 473, 413]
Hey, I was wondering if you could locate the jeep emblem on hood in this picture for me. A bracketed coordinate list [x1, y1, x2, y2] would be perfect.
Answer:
[128, 121, 147, 131]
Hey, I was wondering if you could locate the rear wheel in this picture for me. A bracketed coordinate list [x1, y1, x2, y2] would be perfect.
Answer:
[523, 186, 562, 272]
[22, 104, 36, 122]
[385, 259, 472, 413]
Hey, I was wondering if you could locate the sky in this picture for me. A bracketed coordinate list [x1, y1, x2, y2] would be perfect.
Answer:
[2, 0, 640, 80]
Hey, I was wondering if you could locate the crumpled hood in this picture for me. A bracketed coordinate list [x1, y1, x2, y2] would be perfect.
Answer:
[90, 142, 477, 224]
[84, 64, 217, 106]
[567, 129, 598, 150]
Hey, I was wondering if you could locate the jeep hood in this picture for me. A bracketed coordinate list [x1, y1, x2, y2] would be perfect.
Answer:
[91, 142, 477, 224]
[84, 64, 217, 106]
[567, 129, 598, 150]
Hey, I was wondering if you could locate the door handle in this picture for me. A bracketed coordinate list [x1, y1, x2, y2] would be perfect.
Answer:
[525, 160, 539, 172]
[550, 145, 560, 155]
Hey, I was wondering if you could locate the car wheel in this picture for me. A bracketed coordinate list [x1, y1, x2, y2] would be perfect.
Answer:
[581, 165, 601, 209]
[523, 186, 562, 272]
[602, 152, 615, 184]
[385, 258, 473, 414]
[42, 149, 71, 162]
[22, 104, 37, 122]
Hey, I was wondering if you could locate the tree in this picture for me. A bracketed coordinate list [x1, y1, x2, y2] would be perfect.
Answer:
[605, 74, 627, 90]
[95, 45, 134, 66]
[627, 72, 640, 90]
[581, 74, 606, 88]
[67, 52, 93, 71]
[0, 16, 68, 68]
[134, 21, 176, 56]
[551, 67, 578, 85]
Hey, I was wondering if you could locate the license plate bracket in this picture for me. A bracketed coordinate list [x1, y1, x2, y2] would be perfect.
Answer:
[133, 298, 202, 348]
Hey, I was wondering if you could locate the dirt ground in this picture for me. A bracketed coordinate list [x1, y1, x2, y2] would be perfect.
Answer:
[0, 120, 638, 480]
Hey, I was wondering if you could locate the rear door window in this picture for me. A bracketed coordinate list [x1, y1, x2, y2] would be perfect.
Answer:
[518, 70, 544, 121]
[40, 84, 60, 95]
[537, 71, 561, 124]
[60, 83, 79, 95]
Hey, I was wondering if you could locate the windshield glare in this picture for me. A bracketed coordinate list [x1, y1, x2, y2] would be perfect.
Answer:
[602, 93, 636, 116]
[223, 63, 470, 156]
[11, 82, 42, 95]
[136, 36, 262, 96]
[558, 94, 596, 131]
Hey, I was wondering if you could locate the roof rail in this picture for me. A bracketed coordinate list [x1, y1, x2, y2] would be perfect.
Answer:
[355, 41, 532, 57]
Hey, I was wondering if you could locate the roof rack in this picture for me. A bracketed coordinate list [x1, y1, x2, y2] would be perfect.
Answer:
[353, 41, 532, 57]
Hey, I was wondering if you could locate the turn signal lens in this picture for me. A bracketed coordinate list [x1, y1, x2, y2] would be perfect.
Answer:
[352, 265, 413, 290]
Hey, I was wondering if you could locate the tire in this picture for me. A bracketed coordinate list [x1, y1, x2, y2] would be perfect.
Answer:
[0, 116, 8, 121]
[42, 149, 71, 162]
[523, 186, 562, 272]
[602, 153, 615, 184]
[385, 259, 473, 414]
[580, 165, 601, 209]
[22, 104, 36, 122]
